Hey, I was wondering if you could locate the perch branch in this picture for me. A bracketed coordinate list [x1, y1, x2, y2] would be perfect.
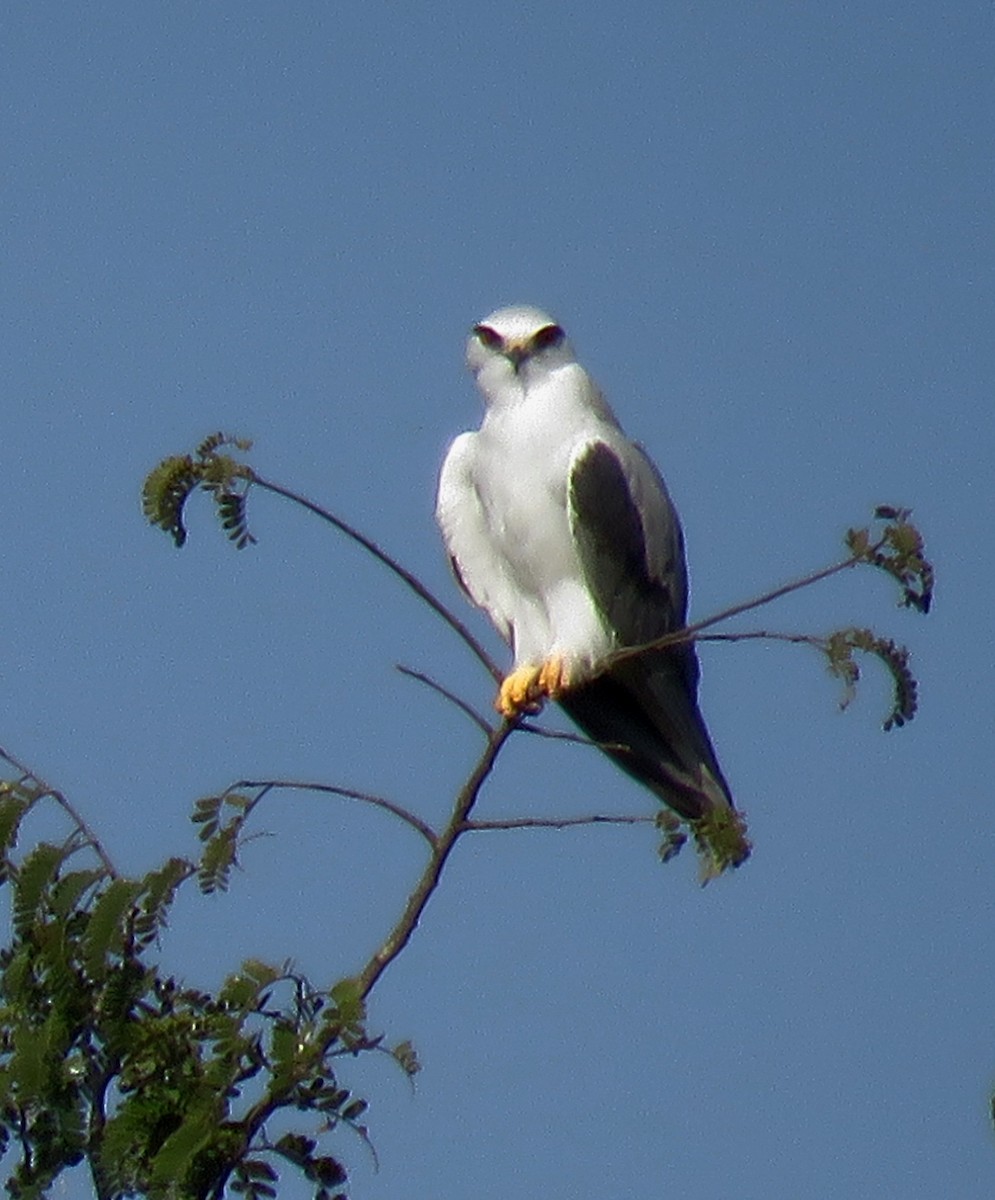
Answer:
[466, 813, 655, 832]
[356, 722, 514, 998]
[394, 665, 494, 735]
[608, 547, 875, 667]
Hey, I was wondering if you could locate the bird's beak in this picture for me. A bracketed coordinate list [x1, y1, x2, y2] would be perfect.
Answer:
[504, 339, 529, 373]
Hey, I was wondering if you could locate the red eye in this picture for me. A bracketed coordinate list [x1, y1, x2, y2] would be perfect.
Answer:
[530, 324, 565, 352]
[473, 324, 504, 351]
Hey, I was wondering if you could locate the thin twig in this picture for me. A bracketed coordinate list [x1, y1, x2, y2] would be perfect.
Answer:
[357, 722, 514, 998]
[608, 549, 872, 667]
[227, 778, 438, 848]
[698, 630, 827, 648]
[0, 744, 118, 877]
[466, 813, 655, 832]
[249, 473, 501, 682]
[395, 665, 494, 735]
[516, 722, 631, 753]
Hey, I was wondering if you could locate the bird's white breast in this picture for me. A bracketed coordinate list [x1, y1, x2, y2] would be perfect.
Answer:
[471, 362, 617, 666]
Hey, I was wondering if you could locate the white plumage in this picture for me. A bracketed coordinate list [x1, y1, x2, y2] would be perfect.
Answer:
[437, 305, 745, 859]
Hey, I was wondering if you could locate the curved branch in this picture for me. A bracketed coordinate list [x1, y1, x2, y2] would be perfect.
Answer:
[249, 472, 501, 682]
[0, 744, 118, 878]
[225, 778, 438, 848]
[395, 665, 494, 735]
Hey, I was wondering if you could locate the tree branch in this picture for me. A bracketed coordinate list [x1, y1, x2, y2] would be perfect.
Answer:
[465, 813, 654, 832]
[394, 664, 494, 735]
[0, 744, 118, 878]
[356, 722, 514, 998]
[249, 472, 501, 682]
[225, 778, 438, 848]
[607, 548, 872, 667]
[698, 630, 827, 648]
[516, 721, 631, 753]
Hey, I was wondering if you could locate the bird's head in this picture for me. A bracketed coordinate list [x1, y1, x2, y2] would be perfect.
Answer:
[466, 305, 576, 402]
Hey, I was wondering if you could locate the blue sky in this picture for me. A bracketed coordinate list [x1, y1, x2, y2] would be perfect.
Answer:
[1, 2, 993, 1196]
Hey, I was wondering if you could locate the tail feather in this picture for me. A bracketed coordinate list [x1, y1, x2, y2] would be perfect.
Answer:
[558, 647, 733, 823]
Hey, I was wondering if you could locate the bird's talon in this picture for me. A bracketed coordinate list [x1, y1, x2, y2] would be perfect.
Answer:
[496, 665, 544, 718]
[537, 655, 571, 699]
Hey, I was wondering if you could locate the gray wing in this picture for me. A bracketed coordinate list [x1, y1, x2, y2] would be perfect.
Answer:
[567, 438, 688, 647]
[562, 440, 738, 831]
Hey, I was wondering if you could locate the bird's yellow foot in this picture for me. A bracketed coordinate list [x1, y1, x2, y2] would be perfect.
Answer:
[496, 656, 575, 718]
[496, 665, 544, 718]
[537, 654, 572, 700]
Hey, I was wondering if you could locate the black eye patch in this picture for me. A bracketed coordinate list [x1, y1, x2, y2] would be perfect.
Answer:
[473, 324, 504, 351]
[530, 324, 565, 352]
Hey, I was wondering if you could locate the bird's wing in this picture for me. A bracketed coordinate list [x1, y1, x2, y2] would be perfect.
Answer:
[563, 438, 736, 825]
[567, 438, 688, 648]
[436, 431, 517, 645]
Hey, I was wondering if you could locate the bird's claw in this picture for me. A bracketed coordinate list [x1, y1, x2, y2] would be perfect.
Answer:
[496, 656, 572, 719]
[496, 665, 544, 718]
[537, 654, 571, 699]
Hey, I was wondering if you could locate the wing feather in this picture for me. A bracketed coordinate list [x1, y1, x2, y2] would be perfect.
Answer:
[563, 438, 735, 823]
[567, 438, 687, 646]
[435, 432, 516, 645]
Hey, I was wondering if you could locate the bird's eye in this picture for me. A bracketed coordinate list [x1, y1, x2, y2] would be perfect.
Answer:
[473, 324, 504, 351]
[530, 324, 565, 352]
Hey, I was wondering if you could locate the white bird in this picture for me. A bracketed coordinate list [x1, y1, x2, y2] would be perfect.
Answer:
[436, 305, 747, 866]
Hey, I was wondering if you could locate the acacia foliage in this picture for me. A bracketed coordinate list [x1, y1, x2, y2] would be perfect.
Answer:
[0, 770, 410, 1200]
[0, 434, 938, 1198]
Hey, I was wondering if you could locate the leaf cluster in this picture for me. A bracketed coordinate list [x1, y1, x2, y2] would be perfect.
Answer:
[824, 628, 918, 731]
[142, 434, 257, 550]
[846, 506, 934, 615]
[818, 506, 932, 731]
[0, 769, 389, 1200]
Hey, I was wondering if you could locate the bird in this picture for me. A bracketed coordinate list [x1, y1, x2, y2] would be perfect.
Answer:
[436, 305, 748, 870]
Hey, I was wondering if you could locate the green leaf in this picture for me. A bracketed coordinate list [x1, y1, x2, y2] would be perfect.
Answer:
[11, 1025, 48, 1099]
[341, 1099, 367, 1121]
[12, 842, 66, 935]
[216, 958, 281, 1013]
[142, 454, 199, 547]
[148, 1102, 218, 1191]
[825, 627, 919, 730]
[329, 978, 364, 1027]
[198, 823, 239, 894]
[50, 868, 105, 918]
[0, 790, 31, 856]
[82, 878, 142, 978]
[391, 1039, 420, 1076]
[269, 1023, 301, 1090]
[241, 1158, 278, 1182]
[132, 857, 191, 945]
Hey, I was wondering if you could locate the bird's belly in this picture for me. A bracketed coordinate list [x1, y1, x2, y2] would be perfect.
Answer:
[480, 452, 573, 589]
[476, 433, 612, 666]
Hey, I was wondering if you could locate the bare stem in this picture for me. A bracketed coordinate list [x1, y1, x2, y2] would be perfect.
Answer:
[0, 744, 118, 877]
[516, 722, 631, 752]
[698, 630, 827, 648]
[395, 664, 495, 735]
[466, 813, 654, 832]
[226, 778, 438, 847]
[608, 550, 868, 667]
[249, 472, 501, 682]
[356, 722, 514, 998]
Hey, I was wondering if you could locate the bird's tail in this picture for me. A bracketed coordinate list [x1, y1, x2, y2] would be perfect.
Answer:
[559, 647, 749, 870]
